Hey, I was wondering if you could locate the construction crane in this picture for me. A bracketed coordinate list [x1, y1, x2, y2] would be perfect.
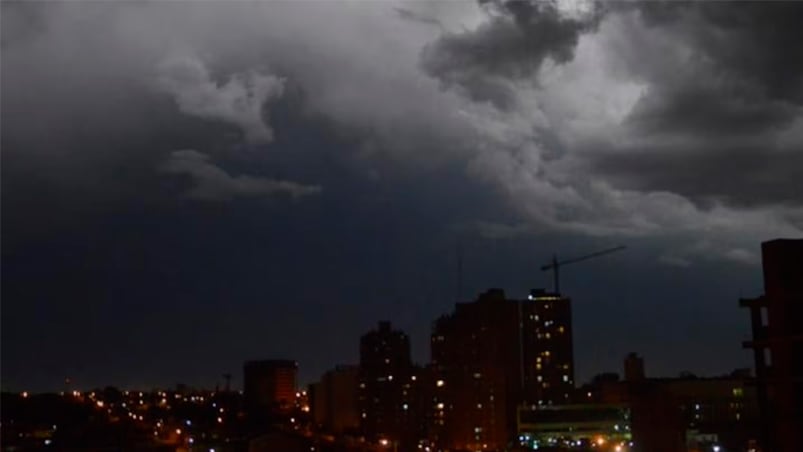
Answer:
[540, 245, 626, 294]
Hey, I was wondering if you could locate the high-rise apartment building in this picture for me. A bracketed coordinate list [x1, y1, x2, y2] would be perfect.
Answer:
[358, 321, 425, 449]
[430, 288, 575, 451]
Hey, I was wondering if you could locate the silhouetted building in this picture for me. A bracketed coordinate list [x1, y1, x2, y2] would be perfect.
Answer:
[624, 352, 645, 382]
[243, 360, 298, 417]
[358, 321, 424, 449]
[430, 288, 575, 451]
[740, 238, 803, 451]
[312, 365, 360, 435]
[583, 356, 759, 452]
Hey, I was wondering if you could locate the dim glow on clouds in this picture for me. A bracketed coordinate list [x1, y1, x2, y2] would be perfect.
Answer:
[156, 55, 284, 144]
[4, 0, 801, 264]
[160, 150, 321, 201]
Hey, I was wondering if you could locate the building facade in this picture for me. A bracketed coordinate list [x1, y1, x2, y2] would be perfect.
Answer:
[358, 321, 425, 449]
[740, 238, 803, 451]
[430, 288, 575, 451]
[243, 359, 298, 416]
[312, 365, 361, 434]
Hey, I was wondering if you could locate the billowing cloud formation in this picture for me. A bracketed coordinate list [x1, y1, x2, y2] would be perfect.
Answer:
[160, 150, 321, 201]
[2, 0, 801, 265]
[418, 0, 803, 263]
[156, 56, 284, 144]
[421, 0, 601, 109]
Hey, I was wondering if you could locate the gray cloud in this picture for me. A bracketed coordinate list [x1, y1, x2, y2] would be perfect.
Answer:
[420, 0, 601, 109]
[3, 0, 801, 265]
[156, 56, 285, 144]
[160, 150, 321, 201]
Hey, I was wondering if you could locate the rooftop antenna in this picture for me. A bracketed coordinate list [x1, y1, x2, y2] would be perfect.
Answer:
[457, 240, 464, 303]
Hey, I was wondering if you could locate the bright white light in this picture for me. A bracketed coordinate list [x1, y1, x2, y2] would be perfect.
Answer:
[436, 380, 444, 387]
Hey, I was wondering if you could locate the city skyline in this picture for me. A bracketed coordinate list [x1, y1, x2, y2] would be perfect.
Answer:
[3, 0, 802, 395]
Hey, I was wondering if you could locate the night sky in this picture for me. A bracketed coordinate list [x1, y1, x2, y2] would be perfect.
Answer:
[3, 1, 802, 392]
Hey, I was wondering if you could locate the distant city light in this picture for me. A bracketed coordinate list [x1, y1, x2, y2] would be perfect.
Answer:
[436, 380, 445, 387]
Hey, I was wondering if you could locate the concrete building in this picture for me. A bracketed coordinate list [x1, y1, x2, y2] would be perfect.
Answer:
[358, 321, 425, 450]
[243, 359, 298, 417]
[740, 238, 803, 451]
[430, 288, 575, 451]
[312, 365, 361, 435]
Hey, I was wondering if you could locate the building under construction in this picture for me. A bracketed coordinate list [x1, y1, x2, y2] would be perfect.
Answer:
[740, 238, 803, 451]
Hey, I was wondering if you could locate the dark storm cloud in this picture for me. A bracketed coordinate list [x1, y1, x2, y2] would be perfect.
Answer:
[415, 0, 802, 262]
[619, 1, 803, 135]
[1, 0, 800, 392]
[582, 1, 803, 208]
[420, 0, 601, 109]
[635, 1, 803, 103]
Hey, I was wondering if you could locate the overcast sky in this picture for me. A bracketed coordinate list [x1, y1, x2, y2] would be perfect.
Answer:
[3, 0, 802, 391]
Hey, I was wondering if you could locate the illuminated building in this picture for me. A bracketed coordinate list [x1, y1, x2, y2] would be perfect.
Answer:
[740, 238, 803, 451]
[584, 356, 759, 452]
[430, 288, 575, 451]
[358, 321, 425, 449]
[517, 403, 630, 450]
[243, 360, 298, 416]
